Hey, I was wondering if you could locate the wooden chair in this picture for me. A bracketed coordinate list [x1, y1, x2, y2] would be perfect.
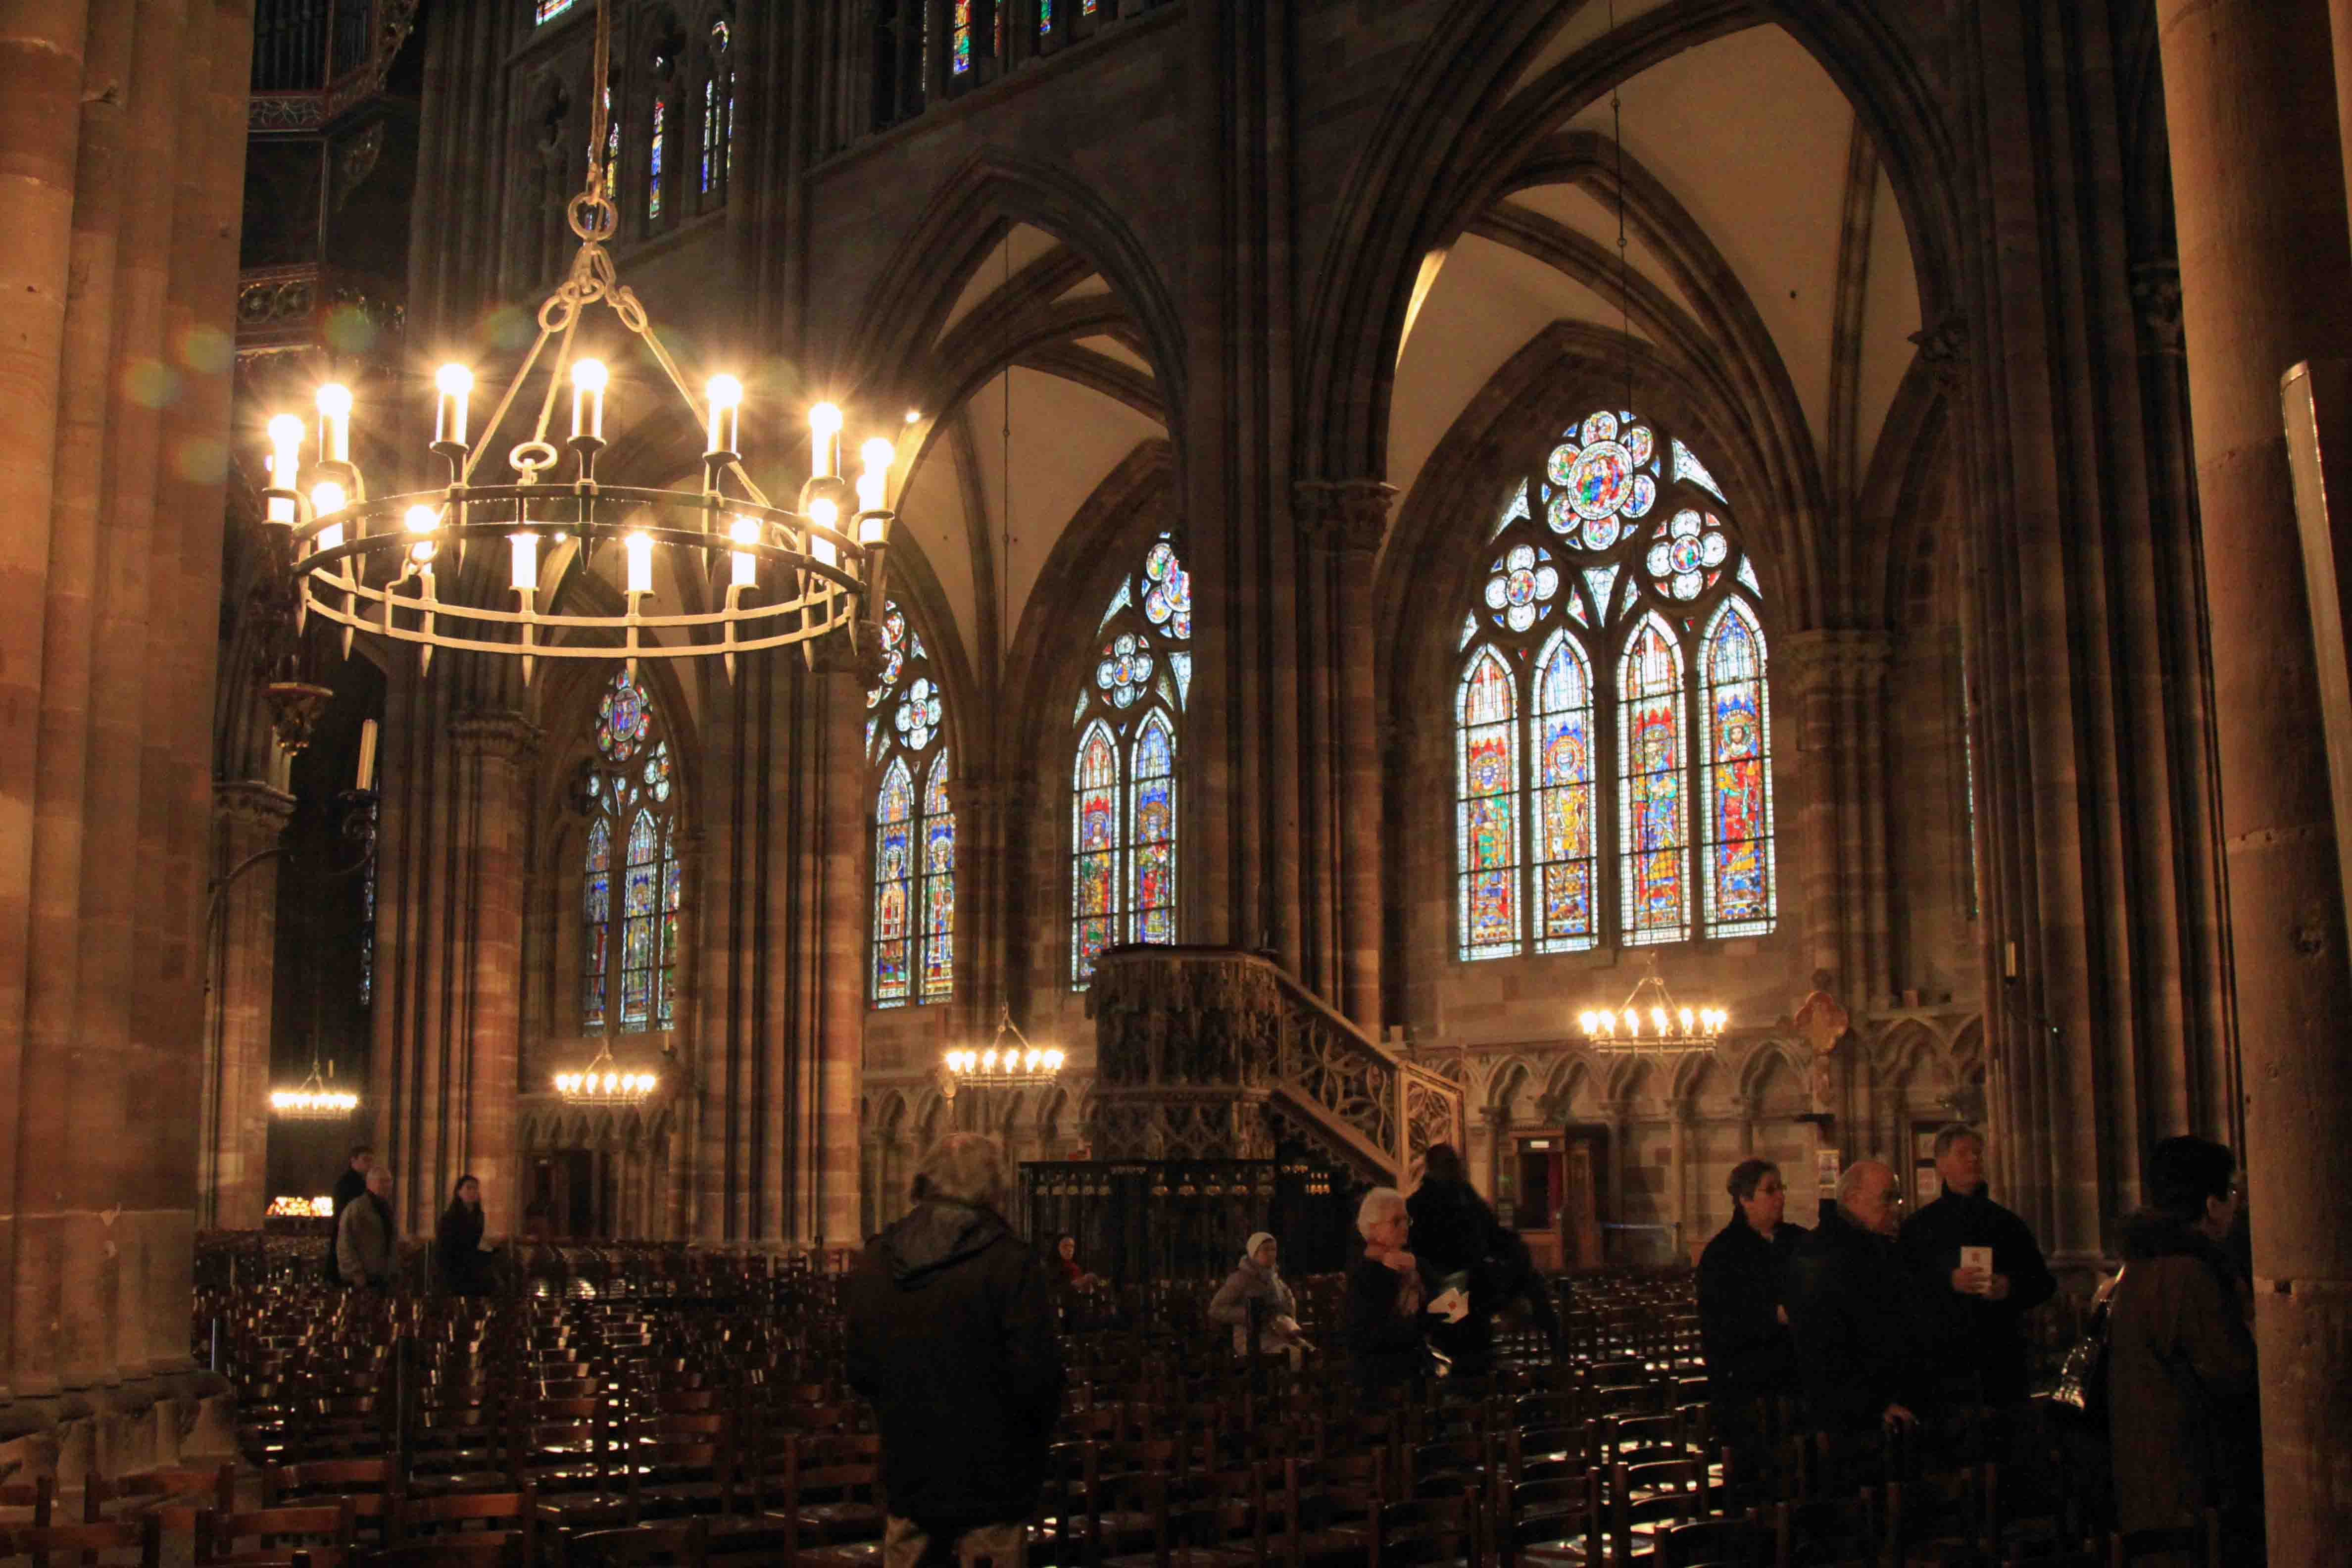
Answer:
[1498, 1469, 1602, 1568]
[2107, 1511, 2224, 1568]
[390, 1486, 537, 1559]
[264, 1458, 401, 1544]
[1654, 1510, 1787, 1568]
[195, 1499, 359, 1568]
[1365, 1486, 1481, 1568]
[4, 1514, 164, 1567]
[0, 1473, 56, 1526]
[569, 1516, 711, 1567]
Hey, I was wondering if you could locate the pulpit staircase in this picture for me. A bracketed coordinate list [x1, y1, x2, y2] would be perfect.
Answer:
[1084, 946, 1463, 1185]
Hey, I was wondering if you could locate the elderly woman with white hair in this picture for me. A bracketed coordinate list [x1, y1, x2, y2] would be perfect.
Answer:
[1345, 1187, 1428, 1391]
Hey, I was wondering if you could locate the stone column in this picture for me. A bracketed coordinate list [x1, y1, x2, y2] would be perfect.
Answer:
[810, 625, 880, 1247]
[201, 782, 294, 1230]
[2158, 0, 2352, 1552]
[1298, 480, 1393, 1032]
[452, 714, 539, 1240]
[1776, 632, 1893, 1011]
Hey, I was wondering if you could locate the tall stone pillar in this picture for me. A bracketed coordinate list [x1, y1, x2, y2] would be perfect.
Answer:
[810, 627, 879, 1247]
[1776, 632, 1892, 1012]
[201, 782, 294, 1230]
[2156, 0, 2352, 1551]
[1298, 480, 1392, 1031]
[453, 714, 538, 1239]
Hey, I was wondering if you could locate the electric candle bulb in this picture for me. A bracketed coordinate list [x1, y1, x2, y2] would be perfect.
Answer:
[808, 497, 839, 569]
[625, 531, 653, 595]
[706, 375, 742, 454]
[1623, 1009, 1639, 1036]
[1680, 1007, 1695, 1033]
[311, 481, 346, 553]
[316, 384, 352, 462]
[729, 516, 760, 588]
[571, 359, 607, 440]
[435, 363, 472, 444]
[809, 402, 841, 478]
[356, 718, 378, 792]
[405, 503, 439, 563]
[1652, 1007, 1668, 1034]
[857, 436, 894, 513]
[268, 414, 304, 487]
[510, 533, 539, 593]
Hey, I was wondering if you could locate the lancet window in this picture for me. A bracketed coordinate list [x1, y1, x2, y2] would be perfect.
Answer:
[1455, 410, 1774, 959]
[1071, 535, 1191, 987]
[582, 669, 683, 1030]
[869, 601, 955, 1007]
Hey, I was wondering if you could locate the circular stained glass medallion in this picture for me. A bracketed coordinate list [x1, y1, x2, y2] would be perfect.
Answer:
[1096, 633, 1154, 708]
[1483, 542, 1560, 633]
[1646, 509, 1732, 601]
[596, 671, 650, 762]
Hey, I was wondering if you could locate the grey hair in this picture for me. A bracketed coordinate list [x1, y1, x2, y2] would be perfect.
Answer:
[919, 1132, 1008, 1209]
[1356, 1186, 1407, 1239]
[1836, 1162, 1886, 1207]
[1932, 1123, 1982, 1160]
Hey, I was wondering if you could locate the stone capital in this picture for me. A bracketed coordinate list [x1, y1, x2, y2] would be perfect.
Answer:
[1295, 478, 1398, 554]
[1775, 629, 1894, 694]
[813, 618, 889, 686]
[1909, 312, 1971, 386]
[213, 779, 297, 834]
[450, 710, 543, 761]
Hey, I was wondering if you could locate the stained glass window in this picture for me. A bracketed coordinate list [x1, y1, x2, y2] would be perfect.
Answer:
[1700, 601, 1772, 936]
[647, 97, 666, 220]
[1533, 631, 1596, 952]
[536, 0, 575, 23]
[1454, 408, 1771, 958]
[1620, 615, 1689, 944]
[602, 78, 619, 196]
[701, 19, 731, 201]
[869, 598, 955, 1006]
[1457, 648, 1521, 959]
[873, 759, 915, 1007]
[583, 670, 681, 1030]
[1071, 532, 1190, 986]
[953, 0, 972, 72]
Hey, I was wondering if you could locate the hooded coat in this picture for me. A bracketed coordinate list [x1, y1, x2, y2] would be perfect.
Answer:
[1207, 1238, 1296, 1356]
[2107, 1210, 2260, 1536]
[845, 1199, 1067, 1530]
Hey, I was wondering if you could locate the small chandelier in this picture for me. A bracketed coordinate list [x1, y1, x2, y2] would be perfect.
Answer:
[271, 1058, 359, 1120]
[1575, 955, 1730, 1056]
[941, 1006, 1066, 1088]
[554, 1039, 658, 1106]
[254, 0, 897, 688]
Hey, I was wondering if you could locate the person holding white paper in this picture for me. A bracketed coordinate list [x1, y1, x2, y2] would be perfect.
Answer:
[1898, 1123, 2056, 1408]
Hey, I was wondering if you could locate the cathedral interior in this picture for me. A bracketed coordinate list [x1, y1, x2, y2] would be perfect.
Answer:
[2, 0, 2351, 1555]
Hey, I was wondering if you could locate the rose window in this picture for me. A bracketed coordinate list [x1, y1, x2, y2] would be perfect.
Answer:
[1483, 542, 1561, 632]
[1143, 541, 1191, 639]
[894, 677, 941, 750]
[1096, 633, 1154, 708]
[1646, 508, 1731, 600]
[596, 670, 650, 761]
[1544, 411, 1659, 552]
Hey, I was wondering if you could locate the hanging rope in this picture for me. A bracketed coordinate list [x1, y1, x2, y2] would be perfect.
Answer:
[1001, 233, 1014, 665]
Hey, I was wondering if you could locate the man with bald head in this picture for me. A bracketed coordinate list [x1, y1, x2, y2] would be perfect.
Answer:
[1786, 1159, 1924, 1463]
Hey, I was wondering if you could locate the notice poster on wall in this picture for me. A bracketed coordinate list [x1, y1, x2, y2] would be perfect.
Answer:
[1815, 1147, 1842, 1198]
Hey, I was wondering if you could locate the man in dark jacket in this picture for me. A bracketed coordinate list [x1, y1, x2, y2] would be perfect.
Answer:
[325, 1145, 372, 1283]
[847, 1132, 1065, 1568]
[1406, 1143, 1512, 1376]
[1899, 1124, 2056, 1407]
[1786, 1160, 1923, 1458]
[1699, 1158, 1804, 1495]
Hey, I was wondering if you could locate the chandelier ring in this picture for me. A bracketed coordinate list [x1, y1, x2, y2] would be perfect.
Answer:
[567, 190, 619, 243]
[508, 439, 562, 478]
[610, 286, 649, 336]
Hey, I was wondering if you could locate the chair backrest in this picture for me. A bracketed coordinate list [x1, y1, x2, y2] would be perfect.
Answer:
[1655, 1515, 1778, 1568]
[2108, 1510, 2223, 1568]
[196, 1499, 358, 1566]
[569, 1517, 710, 1568]
[7, 1514, 164, 1568]
[1370, 1487, 1482, 1568]
[0, 1473, 55, 1525]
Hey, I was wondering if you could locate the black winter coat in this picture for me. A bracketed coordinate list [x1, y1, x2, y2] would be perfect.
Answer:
[1697, 1217, 1802, 1400]
[845, 1200, 1066, 1528]
[437, 1204, 492, 1295]
[1405, 1177, 1511, 1293]
[1897, 1184, 2056, 1404]
[2108, 1211, 2260, 1535]
[1785, 1208, 1923, 1436]
[1344, 1254, 1427, 1391]
[325, 1167, 368, 1283]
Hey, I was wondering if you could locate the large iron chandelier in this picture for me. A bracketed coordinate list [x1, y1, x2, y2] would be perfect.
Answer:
[1575, 954, 1730, 1059]
[554, 1038, 659, 1107]
[255, 0, 896, 691]
[940, 1006, 1066, 1091]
